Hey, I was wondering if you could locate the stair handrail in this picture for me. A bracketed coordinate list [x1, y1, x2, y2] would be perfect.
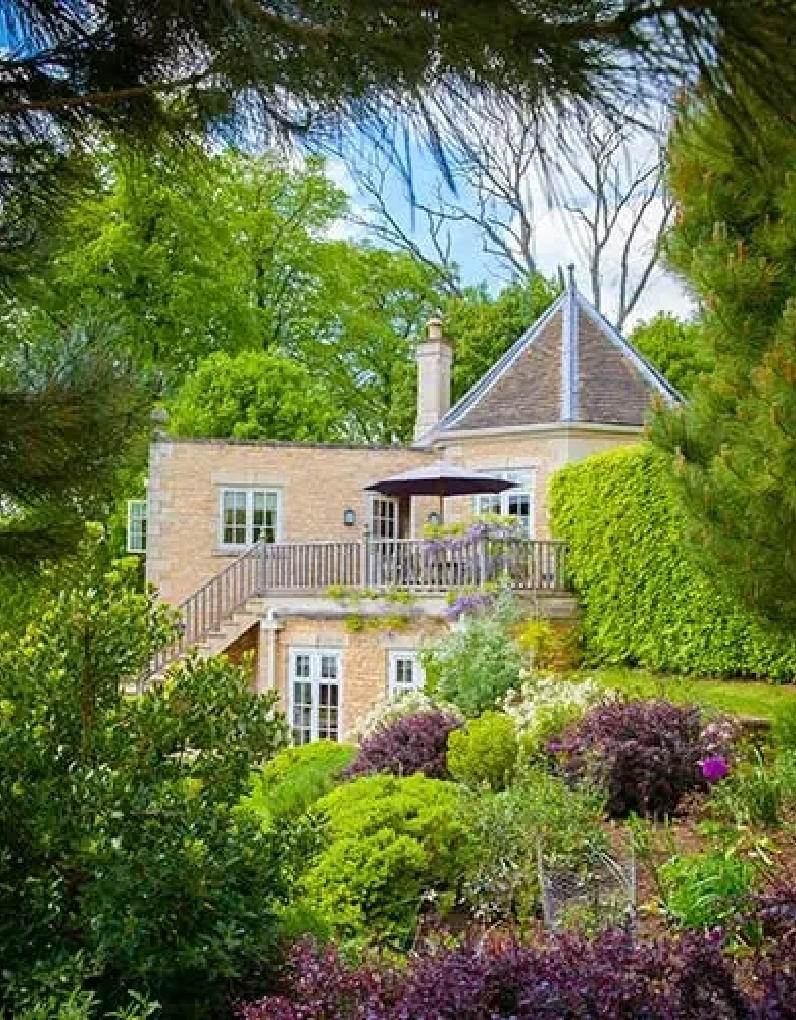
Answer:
[145, 539, 267, 681]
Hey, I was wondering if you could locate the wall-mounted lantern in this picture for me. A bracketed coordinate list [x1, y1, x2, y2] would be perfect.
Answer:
[343, 508, 357, 526]
[426, 511, 441, 526]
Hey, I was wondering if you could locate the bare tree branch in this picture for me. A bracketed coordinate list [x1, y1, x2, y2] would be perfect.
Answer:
[341, 92, 673, 324]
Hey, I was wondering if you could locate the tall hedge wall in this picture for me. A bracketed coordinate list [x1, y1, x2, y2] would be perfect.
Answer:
[549, 445, 796, 679]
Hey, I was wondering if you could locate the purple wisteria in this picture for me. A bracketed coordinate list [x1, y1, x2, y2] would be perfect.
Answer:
[444, 591, 495, 622]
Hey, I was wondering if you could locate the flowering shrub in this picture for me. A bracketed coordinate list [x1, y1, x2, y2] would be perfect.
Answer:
[352, 690, 462, 742]
[447, 711, 518, 791]
[444, 591, 495, 622]
[422, 594, 525, 716]
[344, 710, 462, 780]
[503, 672, 607, 760]
[556, 699, 730, 818]
[298, 774, 467, 940]
[242, 929, 761, 1019]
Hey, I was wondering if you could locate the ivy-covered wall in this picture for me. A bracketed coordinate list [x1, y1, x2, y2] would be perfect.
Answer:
[549, 445, 796, 679]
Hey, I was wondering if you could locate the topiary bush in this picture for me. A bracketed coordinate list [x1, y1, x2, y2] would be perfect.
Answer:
[297, 774, 468, 941]
[244, 741, 356, 825]
[345, 711, 462, 780]
[447, 711, 518, 791]
[242, 929, 760, 1019]
[555, 699, 729, 818]
[549, 445, 796, 678]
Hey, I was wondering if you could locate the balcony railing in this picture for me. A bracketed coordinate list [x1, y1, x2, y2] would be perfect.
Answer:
[147, 536, 569, 679]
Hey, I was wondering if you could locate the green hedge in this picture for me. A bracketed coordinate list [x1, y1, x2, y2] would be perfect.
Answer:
[549, 445, 796, 679]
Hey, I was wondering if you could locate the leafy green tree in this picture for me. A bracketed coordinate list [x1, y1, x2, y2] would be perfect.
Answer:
[10, 149, 346, 384]
[11, 149, 442, 442]
[444, 276, 559, 402]
[0, 536, 290, 1016]
[168, 350, 343, 442]
[630, 312, 711, 397]
[297, 243, 439, 441]
[650, 97, 796, 627]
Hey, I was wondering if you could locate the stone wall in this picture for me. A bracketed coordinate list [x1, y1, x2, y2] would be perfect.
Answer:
[433, 426, 640, 538]
[147, 439, 432, 605]
[271, 616, 445, 740]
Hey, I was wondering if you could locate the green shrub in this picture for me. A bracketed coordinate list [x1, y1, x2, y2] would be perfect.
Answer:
[244, 741, 356, 824]
[458, 770, 607, 923]
[447, 711, 518, 791]
[772, 703, 796, 750]
[421, 594, 526, 715]
[549, 446, 796, 678]
[709, 748, 796, 828]
[0, 539, 291, 1017]
[298, 773, 467, 942]
[660, 847, 759, 931]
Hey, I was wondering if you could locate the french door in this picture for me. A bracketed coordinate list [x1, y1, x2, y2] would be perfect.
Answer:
[370, 496, 398, 540]
[290, 648, 342, 744]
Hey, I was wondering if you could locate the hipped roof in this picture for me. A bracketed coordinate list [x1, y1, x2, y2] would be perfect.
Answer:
[423, 278, 682, 440]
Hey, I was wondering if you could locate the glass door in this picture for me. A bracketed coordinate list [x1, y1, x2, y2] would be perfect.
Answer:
[290, 649, 342, 744]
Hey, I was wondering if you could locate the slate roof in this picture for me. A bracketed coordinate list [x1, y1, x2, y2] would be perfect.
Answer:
[425, 274, 682, 439]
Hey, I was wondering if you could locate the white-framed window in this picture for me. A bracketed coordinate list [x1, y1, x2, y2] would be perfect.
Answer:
[388, 650, 424, 700]
[473, 469, 535, 537]
[127, 499, 147, 553]
[219, 488, 280, 547]
[290, 648, 342, 744]
[370, 495, 398, 540]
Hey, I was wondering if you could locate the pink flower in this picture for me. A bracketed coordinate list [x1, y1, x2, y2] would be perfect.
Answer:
[701, 755, 730, 783]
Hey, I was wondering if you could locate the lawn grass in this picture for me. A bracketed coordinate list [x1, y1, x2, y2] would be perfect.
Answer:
[588, 666, 796, 721]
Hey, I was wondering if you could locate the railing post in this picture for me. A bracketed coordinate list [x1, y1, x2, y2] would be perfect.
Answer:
[477, 534, 488, 589]
[258, 539, 266, 594]
[360, 525, 370, 589]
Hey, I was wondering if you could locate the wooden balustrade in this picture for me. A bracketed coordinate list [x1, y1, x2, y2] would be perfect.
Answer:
[145, 536, 569, 681]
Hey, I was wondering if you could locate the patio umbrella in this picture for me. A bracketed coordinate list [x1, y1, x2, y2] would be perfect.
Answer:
[365, 462, 517, 523]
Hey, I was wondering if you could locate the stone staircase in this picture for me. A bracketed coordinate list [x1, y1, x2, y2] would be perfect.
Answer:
[190, 608, 261, 661]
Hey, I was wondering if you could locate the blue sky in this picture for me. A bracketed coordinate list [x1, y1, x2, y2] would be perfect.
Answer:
[329, 133, 693, 330]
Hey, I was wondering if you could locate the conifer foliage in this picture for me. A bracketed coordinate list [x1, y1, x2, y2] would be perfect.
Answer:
[651, 98, 796, 627]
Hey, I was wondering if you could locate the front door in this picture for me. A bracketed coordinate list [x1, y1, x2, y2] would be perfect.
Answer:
[290, 648, 342, 744]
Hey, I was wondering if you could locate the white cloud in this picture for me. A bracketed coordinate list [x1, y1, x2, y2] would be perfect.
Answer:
[531, 196, 695, 329]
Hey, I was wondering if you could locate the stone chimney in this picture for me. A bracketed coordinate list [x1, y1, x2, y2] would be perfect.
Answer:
[414, 312, 452, 440]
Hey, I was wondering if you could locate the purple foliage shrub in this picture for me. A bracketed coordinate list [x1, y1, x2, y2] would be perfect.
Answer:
[555, 699, 730, 818]
[240, 930, 761, 1020]
[344, 710, 462, 779]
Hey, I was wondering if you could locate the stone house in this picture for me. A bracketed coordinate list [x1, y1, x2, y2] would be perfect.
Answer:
[138, 273, 679, 741]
